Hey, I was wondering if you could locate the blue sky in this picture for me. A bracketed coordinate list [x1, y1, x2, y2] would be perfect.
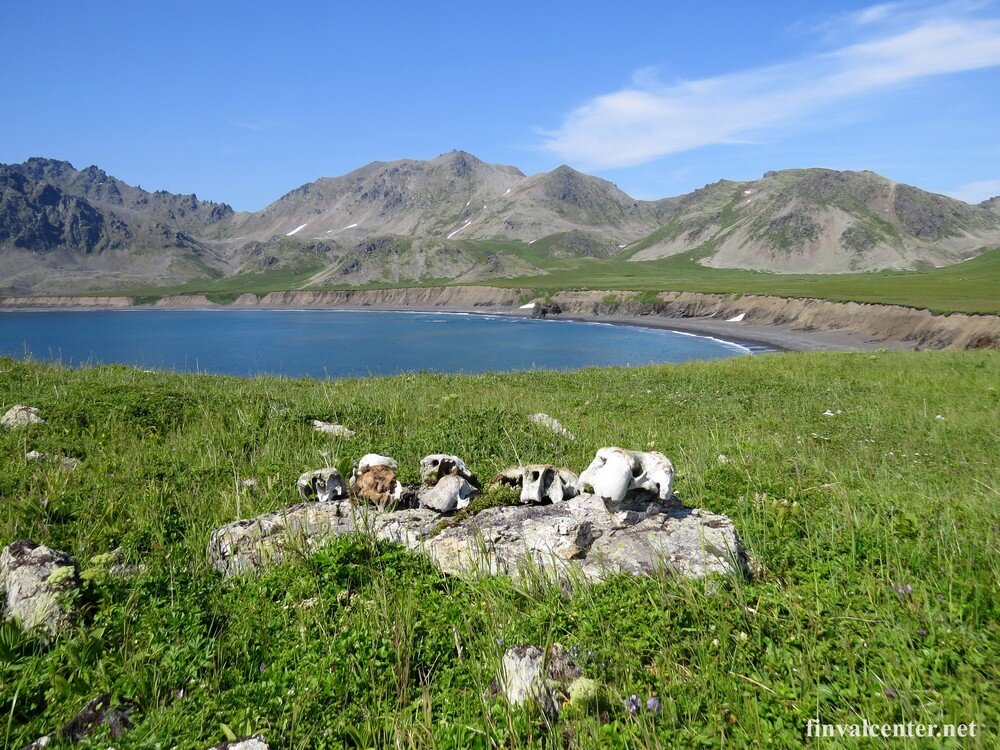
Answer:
[2, 1, 998, 210]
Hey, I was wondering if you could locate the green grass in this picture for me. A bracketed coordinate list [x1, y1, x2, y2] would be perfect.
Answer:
[491, 246, 1000, 315]
[1, 351, 998, 747]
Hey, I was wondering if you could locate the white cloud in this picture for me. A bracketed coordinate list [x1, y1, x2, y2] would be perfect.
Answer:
[950, 178, 1000, 202]
[543, 3, 1000, 169]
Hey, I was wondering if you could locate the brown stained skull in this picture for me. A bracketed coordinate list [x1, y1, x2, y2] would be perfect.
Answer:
[350, 464, 405, 510]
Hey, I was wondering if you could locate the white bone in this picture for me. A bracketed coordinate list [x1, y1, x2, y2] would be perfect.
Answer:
[494, 465, 579, 505]
[296, 467, 347, 503]
[417, 474, 477, 513]
[420, 454, 474, 485]
[576, 448, 674, 504]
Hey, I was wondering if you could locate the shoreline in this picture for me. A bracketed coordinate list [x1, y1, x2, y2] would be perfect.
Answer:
[0, 301, 902, 353]
[3, 284, 998, 351]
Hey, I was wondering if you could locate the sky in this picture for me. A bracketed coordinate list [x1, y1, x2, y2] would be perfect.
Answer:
[1, 1, 998, 211]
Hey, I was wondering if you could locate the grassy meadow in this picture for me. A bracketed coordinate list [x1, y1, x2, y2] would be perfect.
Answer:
[1, 351, 998, 748]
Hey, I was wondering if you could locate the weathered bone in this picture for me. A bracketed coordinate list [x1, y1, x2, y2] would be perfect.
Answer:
[417, 474, 478, 513]
[296, 468, 347, 503]
[351, 464, 405, 510]
[357, 453, 398, 471]
[493, 465, 579, 505]
[420, 454, 475, 486]
[576, 448, 674, 507]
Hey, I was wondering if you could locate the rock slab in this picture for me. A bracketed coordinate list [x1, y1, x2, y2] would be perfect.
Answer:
[1, 540, 80, 637]
[208, 495, 745, 583]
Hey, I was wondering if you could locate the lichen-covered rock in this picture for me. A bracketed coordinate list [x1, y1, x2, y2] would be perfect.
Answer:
[497, 643, 580, 717]
[207, 502, 440, 577]
[417, 474, 478, 513]
[1, 405, 44, 429]
[493, 465, 578, 504]
[296, 467, 347, 503]
[427, 494, 745, 582]
[0, 540, 80, 637]
[528, 413, 576, 440]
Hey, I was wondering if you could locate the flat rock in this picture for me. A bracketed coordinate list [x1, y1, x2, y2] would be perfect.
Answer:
[427, 495, 746, 582]
[208, 502, 441, 577]
[1, 540, 80, 637]
[208, 493, 745, 583]
[2, 405, 44, 429]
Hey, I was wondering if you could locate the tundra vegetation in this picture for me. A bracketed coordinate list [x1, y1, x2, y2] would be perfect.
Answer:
[0, 351, 997, 748]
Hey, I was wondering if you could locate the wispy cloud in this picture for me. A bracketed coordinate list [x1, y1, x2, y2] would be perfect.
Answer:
[950, 178, 1000, 202]
[543, 3, 1000, 168]
[230, 119, 282, 132]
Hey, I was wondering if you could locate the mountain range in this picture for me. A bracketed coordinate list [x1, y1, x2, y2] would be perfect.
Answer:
[2, 151, 998, 294]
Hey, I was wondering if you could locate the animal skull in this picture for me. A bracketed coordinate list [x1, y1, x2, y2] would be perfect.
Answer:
[576, 448, 674, 506]
[350, 455, 404, 510]
[417, 474, 478, 513]
[297, 468, 347, 503]
[493, 465, 579, 505]
[420, 454, 475, 486]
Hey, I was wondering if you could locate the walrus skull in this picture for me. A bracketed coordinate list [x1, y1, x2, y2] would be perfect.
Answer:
[576, 448, 674, 505]
[493, 465, 579, 505]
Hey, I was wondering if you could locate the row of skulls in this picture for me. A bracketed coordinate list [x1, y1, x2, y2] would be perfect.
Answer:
[296, 447, 675, 514]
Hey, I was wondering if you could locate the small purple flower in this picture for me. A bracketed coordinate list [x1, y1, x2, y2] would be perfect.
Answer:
[625, 694, 641, 714]
[569, 645, 579, 658]
[495, 637, 505, 646]
[917, 628, 928, 637]
[240, 478, 257, 488]
[884, 688, 898, 700]
[894, 583, 913, 597]
[646, 696, 662, 714]
[259, 661, 266, 673]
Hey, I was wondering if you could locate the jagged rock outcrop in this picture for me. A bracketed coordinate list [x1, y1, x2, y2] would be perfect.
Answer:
[1, 540, 80, 637]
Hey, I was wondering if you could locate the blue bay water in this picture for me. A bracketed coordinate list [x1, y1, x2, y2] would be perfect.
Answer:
[0, 310, 751, 378]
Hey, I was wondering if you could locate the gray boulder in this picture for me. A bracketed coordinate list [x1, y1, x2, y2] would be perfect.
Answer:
[1, 405, 44, 429]
[1, 540, 80, 637]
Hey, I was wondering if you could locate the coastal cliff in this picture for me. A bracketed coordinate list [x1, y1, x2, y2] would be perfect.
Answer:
[2, 286, 998, 350]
